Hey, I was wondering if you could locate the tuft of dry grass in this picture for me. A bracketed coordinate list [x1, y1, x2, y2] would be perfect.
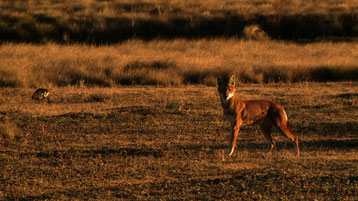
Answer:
[0, 121, 21, 146]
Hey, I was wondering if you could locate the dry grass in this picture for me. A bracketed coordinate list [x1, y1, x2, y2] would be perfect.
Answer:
[0, 82, 358, 200]
[1, 1, 357, 199]
[1, 40, 358, 87]
[1, 0, 358, 43]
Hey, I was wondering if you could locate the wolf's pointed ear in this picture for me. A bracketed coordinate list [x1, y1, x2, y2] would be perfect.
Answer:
[229, 75, 235, 85]
[217, 76, 223, 86]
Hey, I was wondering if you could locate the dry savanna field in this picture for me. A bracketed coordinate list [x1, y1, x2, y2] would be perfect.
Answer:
[1, 83, 358, 200]
[1, 0, 358, 200]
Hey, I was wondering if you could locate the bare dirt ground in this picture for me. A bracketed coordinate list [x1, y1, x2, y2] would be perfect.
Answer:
[1, 82, 358, 200]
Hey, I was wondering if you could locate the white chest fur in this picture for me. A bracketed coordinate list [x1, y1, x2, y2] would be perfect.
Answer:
[220, 92, 234, 104]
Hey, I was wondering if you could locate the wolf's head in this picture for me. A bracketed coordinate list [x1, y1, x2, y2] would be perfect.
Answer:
[217, 74, 236, 103]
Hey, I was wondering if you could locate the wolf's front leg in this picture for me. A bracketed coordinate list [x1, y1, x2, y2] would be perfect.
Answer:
[228, 118, 242, 156]
[228, 127, 240, 156]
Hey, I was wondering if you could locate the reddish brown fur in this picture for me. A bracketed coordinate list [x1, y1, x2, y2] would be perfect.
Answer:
[217, 75, 299, 156]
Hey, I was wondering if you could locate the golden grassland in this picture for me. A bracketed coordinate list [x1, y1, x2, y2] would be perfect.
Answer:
[1, 1, 358, 199]
[1, 0, 358, 43]
[1, 40, 358, 88]
[1, 82, 358, 200]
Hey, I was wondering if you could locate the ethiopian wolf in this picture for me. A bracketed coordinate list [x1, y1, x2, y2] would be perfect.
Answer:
[217, 75, 299, 156]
